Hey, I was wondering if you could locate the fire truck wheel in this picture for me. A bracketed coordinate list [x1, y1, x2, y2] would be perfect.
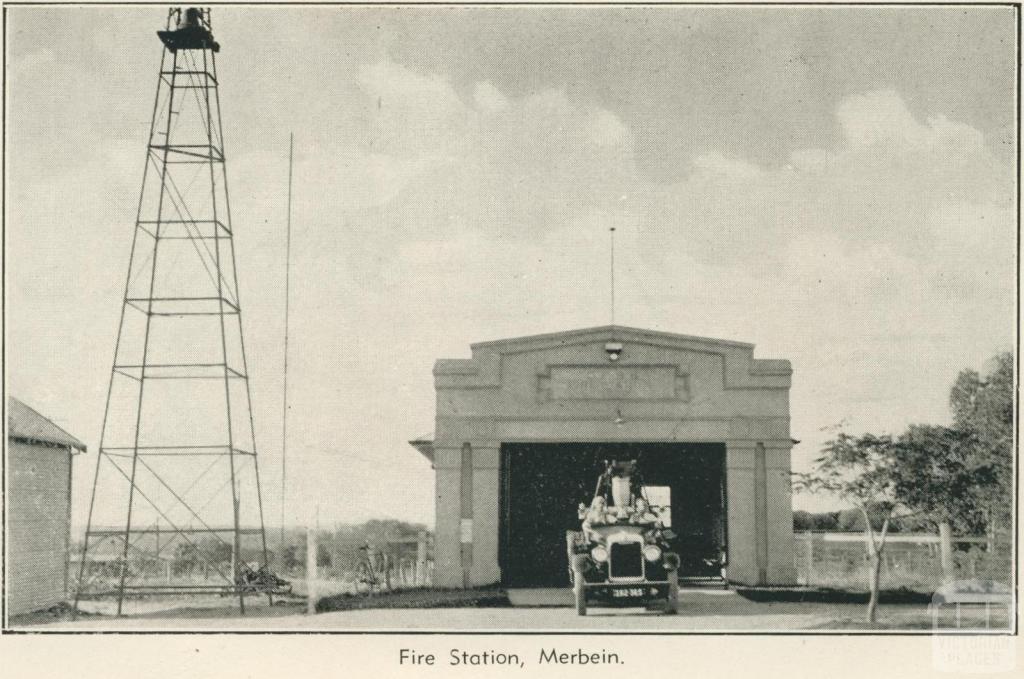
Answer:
[574, 578, 587, 616]
[570, 555, 589, 616]
[665, 566, 679, 615]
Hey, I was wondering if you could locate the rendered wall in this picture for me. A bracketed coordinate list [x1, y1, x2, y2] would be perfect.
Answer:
[429, 326, 795, 588]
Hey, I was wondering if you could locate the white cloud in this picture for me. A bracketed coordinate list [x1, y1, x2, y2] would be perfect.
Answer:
[837, 90, 987, 155]
[357, 60, 462, 114]
[691, 151, 766, 180]
[642, 89, 1012, 268]
[587, 110, 629, 147]
[837, 89, 928, 149]
[356, 60, 469, 157]
[473, 80, 509, 113]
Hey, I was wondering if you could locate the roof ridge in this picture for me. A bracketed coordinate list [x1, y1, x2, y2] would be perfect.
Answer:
[469, 325, 755, 350]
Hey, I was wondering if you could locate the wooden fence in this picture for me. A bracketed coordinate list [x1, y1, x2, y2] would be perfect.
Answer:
[299, 531, 435, 599]
[793, 532, 1011, 590]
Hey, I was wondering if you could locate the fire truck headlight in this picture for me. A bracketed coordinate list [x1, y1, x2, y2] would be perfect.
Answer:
[591, 546, 609, 563]
[643, 545, 662, 562]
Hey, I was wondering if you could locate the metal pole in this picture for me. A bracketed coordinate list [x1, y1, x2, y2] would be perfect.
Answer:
[281, 133, 293, 565]
[306, 525, 317, 615]
[609, 226, 616, 326]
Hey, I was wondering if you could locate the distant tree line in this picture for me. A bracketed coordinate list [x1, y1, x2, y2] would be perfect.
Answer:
[792, 508, 933, 533]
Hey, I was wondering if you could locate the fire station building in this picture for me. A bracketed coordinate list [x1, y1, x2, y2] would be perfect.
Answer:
[410, 325, 796, 588]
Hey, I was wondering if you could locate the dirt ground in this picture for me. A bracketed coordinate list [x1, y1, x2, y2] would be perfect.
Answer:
[10, 589, 1011, 633]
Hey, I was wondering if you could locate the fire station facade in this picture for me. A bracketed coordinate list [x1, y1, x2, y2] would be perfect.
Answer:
[410, 326, 796, 588]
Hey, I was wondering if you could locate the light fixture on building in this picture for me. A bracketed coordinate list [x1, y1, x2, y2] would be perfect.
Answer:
[614, 408, 626, 427]
[605, 341, 623, 362]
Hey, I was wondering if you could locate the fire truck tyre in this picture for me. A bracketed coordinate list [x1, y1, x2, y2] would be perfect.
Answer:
[570, 555, 589, 616]
[665, 567, 679, 615]
[574, 577, 587, 616]
[566, 531, 582, 580]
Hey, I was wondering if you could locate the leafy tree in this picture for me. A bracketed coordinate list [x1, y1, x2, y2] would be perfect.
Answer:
[794, 431, 907, 623]
[813, 511, 840, 531]
[793, 511, 814, 531]
[836, 507, 862, 532]
[316, 543, 332, 568]
[793, 510, 844, 531]
[949, 352, 1013, 534]
[890, 424, 991, 578]
[281, 545, 301, 571]
[199, 536, 233, 565]
[173, 542, 199, 574]
[172, 537, 232, 575]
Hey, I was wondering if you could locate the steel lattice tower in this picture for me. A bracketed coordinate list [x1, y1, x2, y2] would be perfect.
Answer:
[74, 8, 272, 615]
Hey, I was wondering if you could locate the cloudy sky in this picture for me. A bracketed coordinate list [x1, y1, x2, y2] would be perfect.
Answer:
[6, 5, 1016, 530]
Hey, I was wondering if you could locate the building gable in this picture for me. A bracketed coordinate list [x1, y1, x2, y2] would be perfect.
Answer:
[436, 325, 789, 391]
[7, 397, 87, 453]
[430, 325, 791, 446]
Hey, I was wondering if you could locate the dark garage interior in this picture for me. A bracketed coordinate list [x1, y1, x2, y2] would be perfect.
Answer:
[499, 442, 726, 587]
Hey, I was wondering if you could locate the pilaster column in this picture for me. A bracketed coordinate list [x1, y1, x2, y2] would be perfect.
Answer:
[470, 445, 502, 585]
[764, 442, 797, 584]
[725, 440, 758, 585]
[431, 446, 463, 587]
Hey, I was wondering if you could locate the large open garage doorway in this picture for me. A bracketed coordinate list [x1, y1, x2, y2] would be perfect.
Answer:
[499, 442, 726, 588]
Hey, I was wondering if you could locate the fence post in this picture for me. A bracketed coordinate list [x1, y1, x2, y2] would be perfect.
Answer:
[805, 531, 814, 587]
[306, 527, 317, 615]
[938, 522, 954, 582]
[416, 531, 427, 586]
[986, 509, 995, 553]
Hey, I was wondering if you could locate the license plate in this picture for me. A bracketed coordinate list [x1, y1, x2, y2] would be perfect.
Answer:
[612, 587, 644, 598]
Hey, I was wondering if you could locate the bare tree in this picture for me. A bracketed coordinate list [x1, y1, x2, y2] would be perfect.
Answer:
[794, 431, 905, 623]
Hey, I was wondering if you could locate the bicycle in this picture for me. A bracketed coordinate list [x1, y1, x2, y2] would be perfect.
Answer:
[355, 542, 389, 594]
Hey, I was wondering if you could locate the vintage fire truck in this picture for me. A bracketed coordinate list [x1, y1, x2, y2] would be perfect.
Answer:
[566, 459, 680, 615]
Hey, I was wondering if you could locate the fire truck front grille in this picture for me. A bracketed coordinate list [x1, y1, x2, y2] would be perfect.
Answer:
[608, 542, 643, 578]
